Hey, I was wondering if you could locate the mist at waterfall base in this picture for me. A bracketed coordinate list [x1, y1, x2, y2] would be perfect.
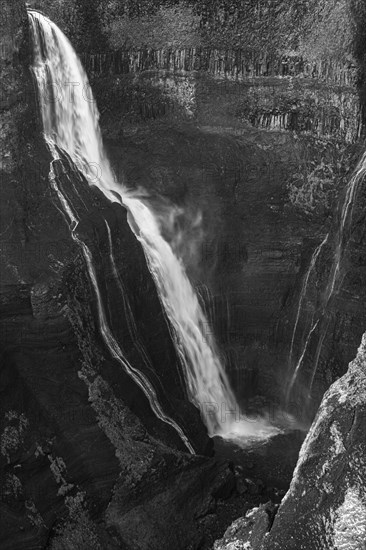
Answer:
[28, 9, 289, 448]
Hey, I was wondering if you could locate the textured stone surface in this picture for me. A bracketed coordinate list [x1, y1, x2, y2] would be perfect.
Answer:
[261, 333, 366, 549]
[213, 503, 276, 550]
[212, 334, 366, 549]
[101, 116, 364, 422]
[76, 27, 365, 422]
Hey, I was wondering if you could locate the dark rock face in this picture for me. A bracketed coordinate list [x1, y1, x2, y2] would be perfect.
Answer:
[50, 153, 209, 455]
[64, 0, 366, 425]
[286, 165, 366, 419]
[212, 334, 366, 549]
[83, 50, 361, 143]
[107, 458, 235, 550]
[262, 334, 366, 549]
[3, 1, 366, 549]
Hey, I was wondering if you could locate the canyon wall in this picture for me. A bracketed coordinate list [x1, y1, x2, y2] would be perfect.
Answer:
[2, 1, 366, 548]
[79, 43, 365, 421]
[28, 5, 366, 424]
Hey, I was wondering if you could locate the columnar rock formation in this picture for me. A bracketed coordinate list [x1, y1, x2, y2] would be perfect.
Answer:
[84, 48, 361, 143]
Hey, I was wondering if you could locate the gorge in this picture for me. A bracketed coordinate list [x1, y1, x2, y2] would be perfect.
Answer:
[1, 0, 366, 549]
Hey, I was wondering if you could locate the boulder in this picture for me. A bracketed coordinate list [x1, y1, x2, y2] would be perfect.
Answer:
[214, 503, 277, 550]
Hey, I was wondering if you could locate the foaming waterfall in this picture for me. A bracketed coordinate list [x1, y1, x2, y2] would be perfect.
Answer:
[28, 10, 279, 443]
[123, 197, 279, 438]
[29, 9, 118, 201]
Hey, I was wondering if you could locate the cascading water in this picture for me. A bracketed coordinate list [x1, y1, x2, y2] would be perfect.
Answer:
[326, 151, 366, 301]
[47, 143, 195, 454]
[303, 154, 366, 404]
[285, 235, 328, 405]
[288, 235, 329, 368]
[286, 150, 366, 414]
[28, 10, 279, 444]
[122, 197, 280, 439]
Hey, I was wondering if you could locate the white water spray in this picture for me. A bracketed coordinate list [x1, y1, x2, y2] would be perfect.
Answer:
[29, 10, 279, 442]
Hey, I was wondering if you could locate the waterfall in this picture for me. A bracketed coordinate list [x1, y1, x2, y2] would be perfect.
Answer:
[288, 235, 329, 367]
[123, 197, 237, 435]
[286, 235, 328, 405]
[326, 151, 366, 302]
[303, 153, 366, 401]
[286, 319, 320, 407]
[286, 149, 366, 413]
[47, 142, 195, 454]
[28, 10, 278, 443]
[29, 10, 118, 202]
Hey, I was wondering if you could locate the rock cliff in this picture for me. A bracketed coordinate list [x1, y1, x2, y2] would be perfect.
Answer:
[83, 52, 365, 422]
[214, 333, 366, 548]
[2, 0, 366, 548]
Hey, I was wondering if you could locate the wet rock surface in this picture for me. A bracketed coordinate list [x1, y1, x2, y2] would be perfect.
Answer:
[213, 334, 366, 549]
[76, 9, 366, 422]
[264, 334, 366, 549]
[214, 430, 305, 491]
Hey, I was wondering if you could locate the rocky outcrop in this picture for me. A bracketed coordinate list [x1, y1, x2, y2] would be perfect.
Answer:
[102, 117, 364, 426]
[2, 1, 366, 548]
[286, 140, 366, 419]
[213, 503, 277, 550]
[213, 333, 366, 549]
[50, 153, 210, 455]
[0, 0, 37, 169]
[263, 333, 366, 548]
[88, 57, 361, 143]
